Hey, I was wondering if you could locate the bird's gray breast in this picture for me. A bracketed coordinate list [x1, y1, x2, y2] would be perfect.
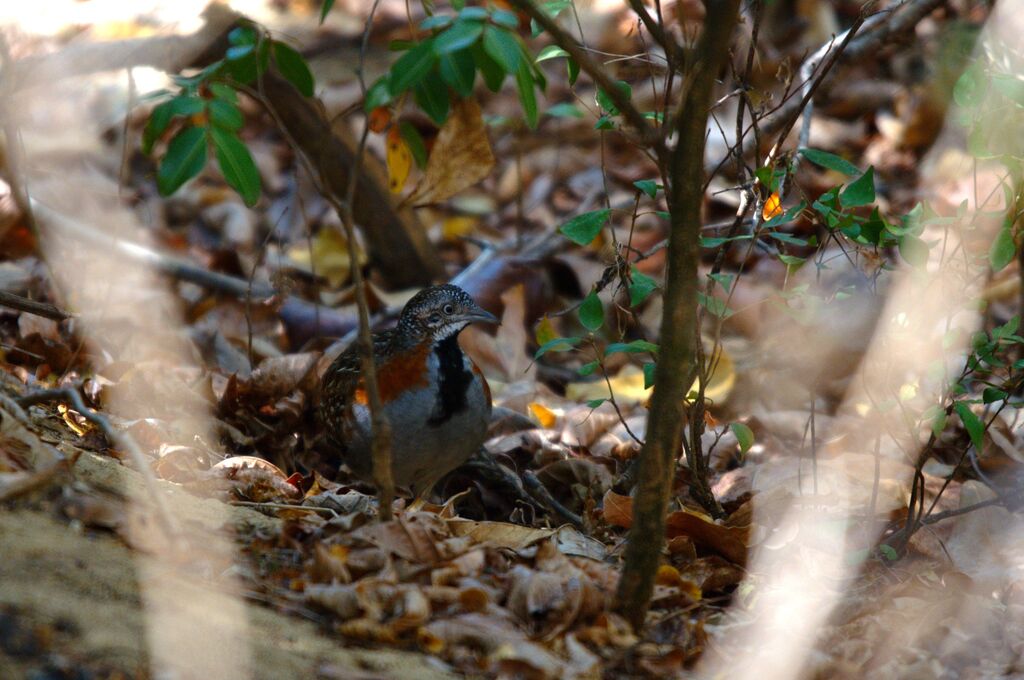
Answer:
[343, 351, 490, 489]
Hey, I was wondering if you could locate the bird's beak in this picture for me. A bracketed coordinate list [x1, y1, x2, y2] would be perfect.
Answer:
[462, 304, 500, 325]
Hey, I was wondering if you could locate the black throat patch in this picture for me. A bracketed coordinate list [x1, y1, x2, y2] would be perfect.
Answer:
[429, 333, 473, 426]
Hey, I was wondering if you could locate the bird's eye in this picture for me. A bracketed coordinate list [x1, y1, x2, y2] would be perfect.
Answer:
[442, 304, 454, 315]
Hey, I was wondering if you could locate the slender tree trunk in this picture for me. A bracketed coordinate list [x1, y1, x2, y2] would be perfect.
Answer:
[613, 0, 742, 628]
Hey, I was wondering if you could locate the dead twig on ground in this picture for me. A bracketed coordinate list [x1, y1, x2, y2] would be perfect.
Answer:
[0, 291, 70, 321]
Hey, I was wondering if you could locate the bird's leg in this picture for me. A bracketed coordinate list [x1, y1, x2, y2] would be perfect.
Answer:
[404, 474, 444, 512]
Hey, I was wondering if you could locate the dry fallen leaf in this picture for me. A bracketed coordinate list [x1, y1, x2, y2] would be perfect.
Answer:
[529, 401, 558, 428]
[762, 192, 783, 220]
[405, 98, 495, 207]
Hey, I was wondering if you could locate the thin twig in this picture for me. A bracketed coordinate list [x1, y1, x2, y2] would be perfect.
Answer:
[0, 291, 70, 321]
[343, 0, 395, 521]
[737, 0, 944, 164]
[919, 491, 1024, 526]
[522, 470, 583, 527]
[508, 0, 663, 152]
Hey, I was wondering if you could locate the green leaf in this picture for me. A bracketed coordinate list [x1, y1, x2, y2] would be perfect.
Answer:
[545, 102, 582, 118]
[170, 95, 206, 117]
[990, 225, 1016, 272]
[438, 48, 476, 97]
[419, 14, 453, 30]
[953, 62, 984, 109]
[319, 0, 335, 23]
[698, 292, 733, 318]
[767, 231, 808, 246]
[482, 26, 521, 73]
[210, 127, 260, 206]
[226, 44, 255, 61]
[878, 544, 899, 562]
[229, 26, 257, 45]
[559, 209, 611, 245]
[272, 41, 315, 96]
[709, 272, 735, 292]
[434, 20, 484, 54]
[596, 80, 632, 115]
[579, 291, 604, 331]
[414, 72, 450, 125]
[799, 148, 860, 176]
[535, 45, 569, 62]
[399, 122, 428, 168]
[491, 9, 520, 28]
[157, 126, 207, 197]
[208, 82, 238, 102]
[586, 398, 606, 409]
[633, 179, 658, 198]
[778, 254, 805, 267]
[643, 362, 656, 389]
[840, 167, 876, 207]
[899, 234, 929, 267]
[390, 39, 438, 94]
[143, 100, 175, 154]
[534, 336, 581, 358]
[926, 405, 947, 438]
[364, 77, 392, 110]
[458, 6, 488, 20]
[567, 57, 580, 85]
[701, 234, 753, 248]
[208, 98, 244, 131]
[954, 401, 985, 451]
[629, 269, 658, 306]
[605, 340, 658, 355]
[144, 94, 206, 155]
[983, 387, 1008, 404]
[578, 360, 599, 376]
[730, 422, 755, 454]
[515, 61, 538, 129]
[472, 42, 506, 91]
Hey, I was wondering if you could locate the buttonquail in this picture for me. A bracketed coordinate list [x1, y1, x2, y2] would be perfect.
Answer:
[319, 284, 498, 500]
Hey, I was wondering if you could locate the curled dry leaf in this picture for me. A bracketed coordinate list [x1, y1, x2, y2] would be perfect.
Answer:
[243, 352, 320, 401]
[491, 639, 564, 680]
[209, 455, 301, 501]
[390, 587, 431, 635]
[404, 98, 495, 207]
[306, 582, 361, 619]
[354, 512, 450, 563]
[602, 490, 749, 565]
[309, 543, 352, 584]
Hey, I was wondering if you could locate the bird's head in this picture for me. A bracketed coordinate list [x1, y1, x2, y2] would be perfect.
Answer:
[397, 284, 499, 341]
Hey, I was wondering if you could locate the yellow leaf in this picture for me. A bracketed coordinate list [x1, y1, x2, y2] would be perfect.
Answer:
[404, 98, 495, 207]
[567, 364, 648, 404]
[386, 127, 412, 194]
[762, 192, 783, 220]
[441, 215, 477, 240]
[534, 316, 558, 346]
[58, 404, 91, 437]
[528, 402, 557, 428]
[565, 345, 736, 406]
[689, 346, 736, 404]
[285, 226, 365, 288]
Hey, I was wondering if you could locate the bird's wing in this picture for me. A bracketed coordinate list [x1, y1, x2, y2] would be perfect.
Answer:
[319, 330, 396, 429]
